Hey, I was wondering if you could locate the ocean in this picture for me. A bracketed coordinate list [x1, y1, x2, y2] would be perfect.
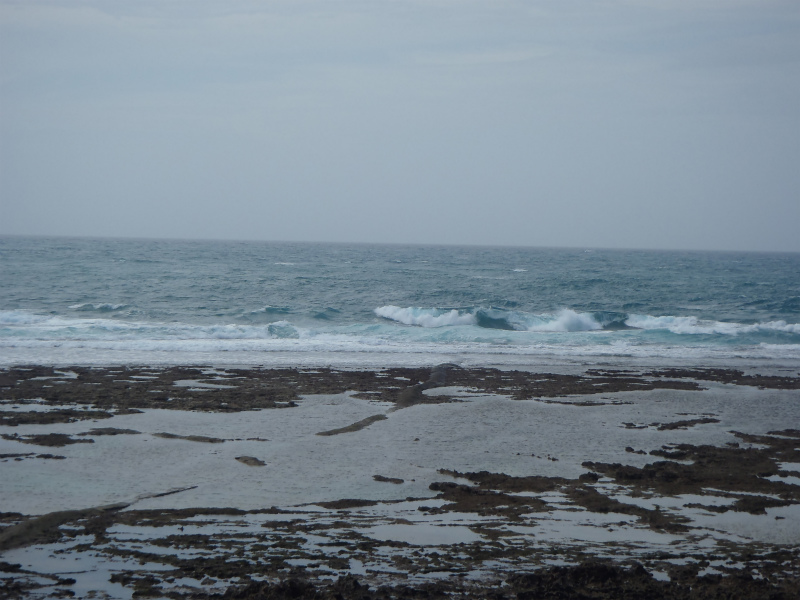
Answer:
[1, 236, 798, 368]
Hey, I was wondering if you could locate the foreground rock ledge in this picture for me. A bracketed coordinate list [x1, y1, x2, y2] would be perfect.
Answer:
[1, 364, 798, 599]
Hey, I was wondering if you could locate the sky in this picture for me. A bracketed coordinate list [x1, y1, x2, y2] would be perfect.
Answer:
[1, 0, 799, 252]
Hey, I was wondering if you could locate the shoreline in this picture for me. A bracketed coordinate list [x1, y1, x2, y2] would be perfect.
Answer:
[1, 364, 799, 598]
[3, 349, 800, 375]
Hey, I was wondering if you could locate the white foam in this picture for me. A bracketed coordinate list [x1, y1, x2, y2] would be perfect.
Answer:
[0, 310, 302, 341]
[375, 305, 603, 333]
[69, 303, 128, 312]
[267, 320, 300, 338]
[524, 309, 603, 332]
[2, 308, 800, 367]
[374, 306, 476, 328]
[626, 314, 800, 336]
[249, 306, 290, 314]
[0, 310, 49, 325]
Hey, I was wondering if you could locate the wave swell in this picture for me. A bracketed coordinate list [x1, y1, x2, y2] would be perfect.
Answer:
[374, 305, 800, 336]
[69, 303, 129, 312]
[2, 309, 799, 366]
[627, 314, 800, 336]
[374, 306, 604, 332]
[374, 306, 476, 328]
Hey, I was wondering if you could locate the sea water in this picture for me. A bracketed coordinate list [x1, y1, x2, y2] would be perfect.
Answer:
[1, 236, 798, 368]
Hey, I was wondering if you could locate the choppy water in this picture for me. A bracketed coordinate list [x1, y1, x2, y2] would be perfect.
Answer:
[1, 236, 798, 366]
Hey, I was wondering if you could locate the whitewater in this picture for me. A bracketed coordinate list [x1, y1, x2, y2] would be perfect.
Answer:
[1, 237, 798, 368]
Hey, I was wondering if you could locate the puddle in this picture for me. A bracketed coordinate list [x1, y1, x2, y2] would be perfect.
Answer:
[364, 524, 482, 545]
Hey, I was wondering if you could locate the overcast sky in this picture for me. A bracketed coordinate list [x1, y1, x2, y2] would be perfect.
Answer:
[1, 1, 799, 251]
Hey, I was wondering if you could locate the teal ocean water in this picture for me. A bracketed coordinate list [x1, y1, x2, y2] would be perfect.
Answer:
[1, 237, 798, 367]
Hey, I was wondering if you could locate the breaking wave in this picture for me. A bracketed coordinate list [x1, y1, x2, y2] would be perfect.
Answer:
[2, 308, 799, 366]
[374, 306, 605, 332]
[538, 309, 603, 332]
[626, 315, 800, 336]
[374, 306, 476, 328]
[0, 310, 302, 340]
[69, 303, 129, 312]
[374, 306, 800, 337]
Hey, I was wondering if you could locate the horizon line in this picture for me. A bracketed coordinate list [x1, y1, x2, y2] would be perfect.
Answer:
[0, 232, 798, 256]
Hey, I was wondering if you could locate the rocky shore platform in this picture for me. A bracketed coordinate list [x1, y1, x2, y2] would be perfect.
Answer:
[1, 364, 799, 599]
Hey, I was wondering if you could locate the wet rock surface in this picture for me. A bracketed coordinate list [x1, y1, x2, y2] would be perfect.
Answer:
[186, 566, 800, 599]
[1, 365, 798, 599]
[584, 429, 800, 507]
[154, 432, 226, 443]
[0, 408, 115, 426]
[77, 427, 141, 436]
[373, 475, 404, 485]
[3, 364, 784, 425]
[0, 452, 65, 461]
[643, 368, 800, 390]
[317, 414, 388, 436]
[0, 432, 94, 447]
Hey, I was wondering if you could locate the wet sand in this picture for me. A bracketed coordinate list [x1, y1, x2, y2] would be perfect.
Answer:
[1, 364, 799, 598]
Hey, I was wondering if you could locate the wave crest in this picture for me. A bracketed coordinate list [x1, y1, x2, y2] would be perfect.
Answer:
[528, 309, 602, 332]
[375, 306, 603, 332]
[374, 306, 476, 328]
[0, 310, 48, 325]
[69, 303, 129, 312]
[267, 320, 300, 339]
[2, 308, 799, 366]
[626, 314, 800, 336]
